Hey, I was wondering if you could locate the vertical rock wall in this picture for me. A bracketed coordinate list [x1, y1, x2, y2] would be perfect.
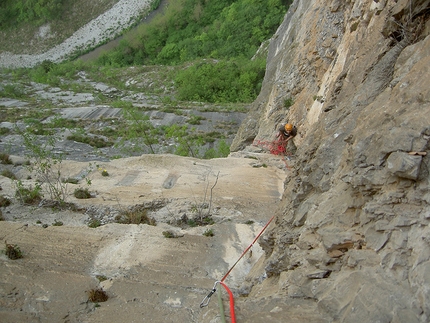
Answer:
[233, 0, 430, 322]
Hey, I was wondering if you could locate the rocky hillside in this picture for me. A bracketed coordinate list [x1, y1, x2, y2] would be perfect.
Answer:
[229, 0, 430, 322]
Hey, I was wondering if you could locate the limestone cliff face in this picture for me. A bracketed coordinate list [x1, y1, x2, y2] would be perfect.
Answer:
[234, 0, 430, 322]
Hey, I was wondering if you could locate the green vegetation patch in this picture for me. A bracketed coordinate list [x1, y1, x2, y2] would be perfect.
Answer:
[0, 127, 11, 135]
[88, 218, 102, 228]
[67, 132, 114, 148]
[1, 169, 16, 180]
[99, 0, 289, 65]
[0, 84, 26, 98]
[115, 207, 156, 225]
[175, 58, 266, 103]
[74, 187, 92, 199]
[94, 0, 290, 103]
[203, 228, 214, 237]
[5, 242, 23, 260]
[15, 181, 43, 205]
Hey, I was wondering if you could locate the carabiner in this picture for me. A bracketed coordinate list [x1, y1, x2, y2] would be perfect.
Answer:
[199, 281, 220, 308]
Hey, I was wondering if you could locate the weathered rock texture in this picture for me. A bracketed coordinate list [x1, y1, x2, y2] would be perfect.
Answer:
[231, 0, 430, 322]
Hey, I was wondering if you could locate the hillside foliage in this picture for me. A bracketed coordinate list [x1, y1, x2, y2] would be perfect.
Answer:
[0, 0, 64, 29]
[96, 0, 291, 103]
[3, 0, 291, 104]
[101, 0, 289, 65]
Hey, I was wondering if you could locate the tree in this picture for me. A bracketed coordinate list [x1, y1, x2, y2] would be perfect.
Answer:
[121, 105, 157, 154]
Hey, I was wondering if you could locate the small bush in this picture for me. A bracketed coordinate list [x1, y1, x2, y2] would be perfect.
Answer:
[1, 169, 16, 179]
[0, 128, 11, 136]
[0, 153, 13, 164]
[284, 97, 294, 109]
[88, 218, 102, 228]
[74, 188, 92, 199]
[187, 214, 215, 227]
[187, 219, 197, 227]
[41, 60, 54, 73]
[87, 288, 109, 303]
[0, 195, 12, 207]
[115, 208, 156, 225]
[15, 182, 43, 205]
[5, 242, 23, 260]
[150, 0, 161, 10]
[67, 133, 114, 148]
[0, 84, 26, 99]
[88, 219, 102, 228]
[203, 229, 214, 237]
[162, 231, 175, 238]
[188, 114, 205, 125]
[96, 275, 108, 282]
[52, 220, 63, 226]
[101, 170, 109, 177]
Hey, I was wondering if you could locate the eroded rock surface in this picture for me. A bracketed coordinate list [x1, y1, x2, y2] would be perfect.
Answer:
[0, 153, 285, 323]
[232, 0, 430, 322]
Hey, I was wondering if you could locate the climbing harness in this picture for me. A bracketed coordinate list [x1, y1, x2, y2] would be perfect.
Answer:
[199, 215, 276, 321]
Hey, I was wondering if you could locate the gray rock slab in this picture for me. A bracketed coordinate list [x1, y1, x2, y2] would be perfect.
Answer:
[387, 151, 422, 180]
[0, 98, 29, 107]
[55, 106, 122, 120]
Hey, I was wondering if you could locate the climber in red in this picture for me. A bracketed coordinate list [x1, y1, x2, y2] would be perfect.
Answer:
[276, 123, 297, 154]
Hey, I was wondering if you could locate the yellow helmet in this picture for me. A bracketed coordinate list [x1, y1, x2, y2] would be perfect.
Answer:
[285, 123, 293, 131]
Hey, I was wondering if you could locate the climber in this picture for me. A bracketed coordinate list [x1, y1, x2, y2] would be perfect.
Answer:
[276, 123, 297, 154]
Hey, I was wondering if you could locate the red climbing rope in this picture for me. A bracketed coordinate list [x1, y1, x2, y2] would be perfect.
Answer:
[253, 138, 293, 169]
[219, 281, 236, 323]
[253, 138, 292, 156]
[200, 215, 276, 322]
[220, 215, 275, 283]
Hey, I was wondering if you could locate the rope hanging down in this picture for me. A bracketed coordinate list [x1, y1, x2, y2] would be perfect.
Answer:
[199, 214, 276, 314]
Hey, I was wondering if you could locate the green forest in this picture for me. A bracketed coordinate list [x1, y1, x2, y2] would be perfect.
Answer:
[1, 0, 291, 103]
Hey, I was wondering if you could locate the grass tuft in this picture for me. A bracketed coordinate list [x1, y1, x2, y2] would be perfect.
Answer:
[115, 207, 156, 225]
[5, 242, 23, 260]
[87, 288, 109, 303]
[74, 188, 92, 199]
